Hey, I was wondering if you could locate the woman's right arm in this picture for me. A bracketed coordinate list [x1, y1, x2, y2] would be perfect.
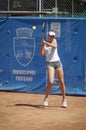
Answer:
[40, 42, 45, 57]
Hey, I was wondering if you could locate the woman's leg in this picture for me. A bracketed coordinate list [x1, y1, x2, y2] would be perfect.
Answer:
[43, 67, 55, 106]
[56, 67, 66, 100]
[45, 67, 55, 98]
[56, 67, 67, 107]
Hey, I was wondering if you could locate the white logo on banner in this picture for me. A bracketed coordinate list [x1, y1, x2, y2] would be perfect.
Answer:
[13, 28, 35, 67]
[51, 22, 60, 37]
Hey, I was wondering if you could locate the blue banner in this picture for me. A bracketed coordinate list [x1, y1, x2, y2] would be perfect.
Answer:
[0, 17, 86, 95]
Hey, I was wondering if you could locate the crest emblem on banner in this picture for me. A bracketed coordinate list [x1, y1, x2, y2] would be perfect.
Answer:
[13, 28, 35, 67]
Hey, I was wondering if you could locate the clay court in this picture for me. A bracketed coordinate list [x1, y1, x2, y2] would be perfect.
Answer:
[0, 91, 86, 130]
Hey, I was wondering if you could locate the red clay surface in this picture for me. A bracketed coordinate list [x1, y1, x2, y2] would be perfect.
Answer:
[0, 91, 86, 130]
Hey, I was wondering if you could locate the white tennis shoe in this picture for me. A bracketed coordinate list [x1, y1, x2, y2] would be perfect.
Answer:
[43, 98, 67, 107]
[62, 99, 67, 108]
[43, 98, 48, 106]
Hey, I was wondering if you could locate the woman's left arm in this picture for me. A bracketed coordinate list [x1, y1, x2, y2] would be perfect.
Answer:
[43, 39, 57, 49]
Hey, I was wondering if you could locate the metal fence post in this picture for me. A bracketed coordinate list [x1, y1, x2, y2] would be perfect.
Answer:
[8, 0, 10, 11]
[39, 0, 42, 17]
[72, 0, 74, 17]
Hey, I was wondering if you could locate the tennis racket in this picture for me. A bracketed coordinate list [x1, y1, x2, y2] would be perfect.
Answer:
[42, 22, 46, 41]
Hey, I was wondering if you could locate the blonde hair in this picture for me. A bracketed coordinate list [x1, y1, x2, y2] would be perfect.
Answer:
[50, 29, 55, 33]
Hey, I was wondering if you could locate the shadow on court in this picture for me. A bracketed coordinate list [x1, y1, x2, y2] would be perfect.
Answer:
[15, 103, 45, 109]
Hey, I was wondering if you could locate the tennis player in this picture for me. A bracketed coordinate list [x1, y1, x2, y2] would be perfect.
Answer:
[40, 29, 67, 108]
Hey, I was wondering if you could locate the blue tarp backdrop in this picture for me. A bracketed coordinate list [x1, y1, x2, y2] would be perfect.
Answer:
[0, 17, 86, 95]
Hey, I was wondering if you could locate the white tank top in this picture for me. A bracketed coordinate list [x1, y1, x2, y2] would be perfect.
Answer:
[44, 39, 60, 62]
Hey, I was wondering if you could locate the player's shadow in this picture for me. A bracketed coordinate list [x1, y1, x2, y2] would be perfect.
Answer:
[15, 103, 59, 109]
[15, 104, 45, 109]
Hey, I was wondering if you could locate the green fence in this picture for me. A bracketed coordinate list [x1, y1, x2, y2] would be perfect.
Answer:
[0, 0, 86, 17]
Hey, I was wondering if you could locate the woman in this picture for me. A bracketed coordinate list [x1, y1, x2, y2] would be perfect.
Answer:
[40, 29, 67, 108]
